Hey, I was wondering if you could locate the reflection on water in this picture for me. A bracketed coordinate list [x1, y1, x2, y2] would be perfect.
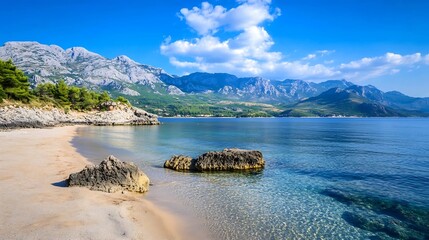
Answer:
[73, 118, 429, 239]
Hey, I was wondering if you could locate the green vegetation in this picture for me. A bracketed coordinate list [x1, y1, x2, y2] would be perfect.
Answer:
[4, 59, 416, 117]
[0, 64, 281, 116]
[0, 59, 32, 103]
[33, 81, 115, 111]
[279, 89, 406, 117]
[0, 59, 126, 111]
[103, 84, 282, 117]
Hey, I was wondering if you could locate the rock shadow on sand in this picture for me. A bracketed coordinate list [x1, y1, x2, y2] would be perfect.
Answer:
[52, 179, 68, 188]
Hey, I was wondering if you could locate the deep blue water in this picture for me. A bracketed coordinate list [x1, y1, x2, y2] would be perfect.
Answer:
[73, 118, 429, 240]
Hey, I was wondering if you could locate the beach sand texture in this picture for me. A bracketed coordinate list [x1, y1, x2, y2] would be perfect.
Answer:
[0, 126, 184, 240]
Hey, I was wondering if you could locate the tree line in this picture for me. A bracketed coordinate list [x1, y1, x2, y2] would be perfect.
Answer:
[0, 59, 129, 111]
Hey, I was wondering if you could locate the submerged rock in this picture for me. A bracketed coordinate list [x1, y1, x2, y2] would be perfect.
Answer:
[164, 148, 265, 172]
[342, 210, 425, 240]
[68, 155, 149, 193]
[322, 188, 429, 240]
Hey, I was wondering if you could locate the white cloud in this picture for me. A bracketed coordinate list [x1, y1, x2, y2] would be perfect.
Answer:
[161, 35, 236, 63]
[339, 52, 423, 80]
[317, 50, 335, 56]
[162, 0, 333, 80]
[302, 54, 316, 60]
[222, 1, 280, 31]
[179, 2, 226, 35]
[302, 50, 334, 61]
[269, 61, 338, 80]
[179, 0, 279, 36]
[162, 1, 428, 82]
[340, 53, 421, 70]
[425, 54, 429, 65]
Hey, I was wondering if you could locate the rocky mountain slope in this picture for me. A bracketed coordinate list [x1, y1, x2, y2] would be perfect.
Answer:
[279, 87, 407, 117]
[162, 72, 355, 102]
[0, 42, 366, 103]
[0, 41, 172, 96]
[1, 41, 428, 117]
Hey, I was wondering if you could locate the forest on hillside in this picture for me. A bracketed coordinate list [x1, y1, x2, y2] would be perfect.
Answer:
[0, 59, 128, 111]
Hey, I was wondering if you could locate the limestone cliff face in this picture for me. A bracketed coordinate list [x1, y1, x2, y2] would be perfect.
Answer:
[68, 155, 150, 193]
[0, 104, 159, 129]
[0, 41, 170, 95]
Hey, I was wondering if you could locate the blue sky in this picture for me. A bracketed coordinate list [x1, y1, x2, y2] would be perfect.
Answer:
[1, 0, 428, 96]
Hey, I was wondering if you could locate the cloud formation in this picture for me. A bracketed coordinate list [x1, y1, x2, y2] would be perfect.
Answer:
[161, 1, 427, 81]
[179, 0, 279, 35]
[161, 0, 284, 76]
[340, 53, 423, 80]
[425, 54, 429, 65]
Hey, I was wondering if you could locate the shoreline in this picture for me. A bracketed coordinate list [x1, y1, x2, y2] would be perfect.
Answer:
[0, 126, 186, 240]
[0, 104, 160, 130]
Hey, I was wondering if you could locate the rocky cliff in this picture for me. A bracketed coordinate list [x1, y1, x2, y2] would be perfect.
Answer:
[0, 104, 159, 129]
[0, 41, 171, 96]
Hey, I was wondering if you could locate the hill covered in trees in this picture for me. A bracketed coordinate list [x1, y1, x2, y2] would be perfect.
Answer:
[0, 59, 128, 111]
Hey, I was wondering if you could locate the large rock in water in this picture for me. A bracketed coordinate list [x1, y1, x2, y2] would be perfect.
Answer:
[164, 149, 265, 171]
[163, 155, 196, 171]
[68, 155, 149, 193]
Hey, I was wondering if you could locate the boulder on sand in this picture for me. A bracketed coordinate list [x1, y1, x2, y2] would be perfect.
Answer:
[164, 148, 265, 171]
[67, 155, 149, 193]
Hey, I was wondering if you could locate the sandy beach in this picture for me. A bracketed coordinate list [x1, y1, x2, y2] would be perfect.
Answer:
[0, 126, 185, 240]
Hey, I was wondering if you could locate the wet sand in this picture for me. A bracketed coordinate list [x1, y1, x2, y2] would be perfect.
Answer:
[0, 126, 186, 240]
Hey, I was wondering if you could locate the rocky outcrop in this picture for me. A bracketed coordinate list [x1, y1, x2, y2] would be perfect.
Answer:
[196, 149, 265, 171]
[0, 104, 159, 129]
[67, 155, 149, 193]
[164, 155, 196, 171]
[164, 149, 265, 171]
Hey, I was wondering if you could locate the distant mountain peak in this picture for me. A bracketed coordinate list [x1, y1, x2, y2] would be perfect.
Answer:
[0, 41, 164, 90]
[114, 55, 136, 64]
[1, 41, 428, 116]
[65, 46, 103, 61]
[4, 41, 40, 47]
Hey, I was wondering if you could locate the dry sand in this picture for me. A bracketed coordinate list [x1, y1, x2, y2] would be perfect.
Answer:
[0, 126, 186, 240]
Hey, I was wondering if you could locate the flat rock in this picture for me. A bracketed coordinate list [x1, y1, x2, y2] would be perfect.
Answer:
[67, 155, 149, 193]
[164, 148, 265, 171]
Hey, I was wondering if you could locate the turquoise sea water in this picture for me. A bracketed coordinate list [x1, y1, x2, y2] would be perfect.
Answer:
[73, 118, 429, 240]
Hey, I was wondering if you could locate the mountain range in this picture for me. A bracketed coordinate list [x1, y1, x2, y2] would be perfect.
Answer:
[1, 41, 428, 117]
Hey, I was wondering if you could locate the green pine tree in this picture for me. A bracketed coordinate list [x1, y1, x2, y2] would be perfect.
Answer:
[116, 96, 130, 105]
[68, 86, 81, 109]
[99, 91, 111, 103]
[34, 82, 56, 101]
[0, 59, 32, 102]
[0, 85, 6, 103]
[55, 80, 70, 107]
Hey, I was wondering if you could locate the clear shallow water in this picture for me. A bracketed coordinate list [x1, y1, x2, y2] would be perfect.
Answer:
[73, 118, 429, 239]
